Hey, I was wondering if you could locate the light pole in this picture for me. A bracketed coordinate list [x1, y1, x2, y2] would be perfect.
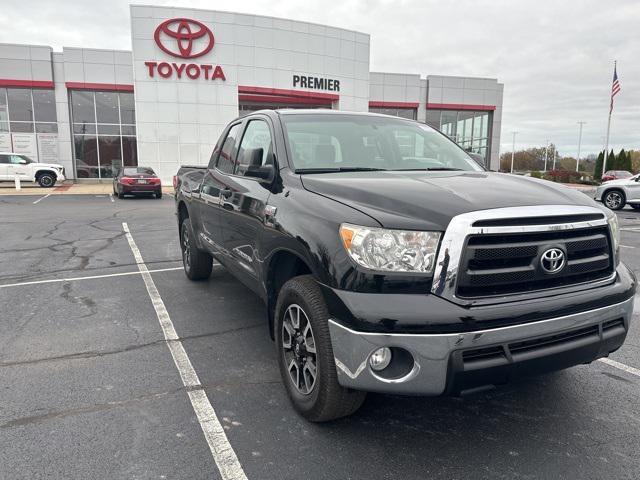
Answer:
[552, 144, 557, 170]
[510, 131, 518, 173]
[576, 121, 586, 171]
[543, 139, 549, 172]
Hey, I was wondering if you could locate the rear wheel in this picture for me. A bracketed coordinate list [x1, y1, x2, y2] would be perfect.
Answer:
[117, 189, 124, 199]
[603, 189, 625, 210]
[180, 218, 212, 280]
[275, 275, 366, 422]
[37, 173, 56, 188]
[156, 191, 163, 199]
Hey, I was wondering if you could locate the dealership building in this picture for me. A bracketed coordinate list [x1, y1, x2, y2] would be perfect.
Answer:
[0, 5, 504, 183]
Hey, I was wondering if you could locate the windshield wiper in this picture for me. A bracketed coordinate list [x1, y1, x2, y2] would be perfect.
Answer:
[295, 167, 387, 173]
[392, 167, 465, 171]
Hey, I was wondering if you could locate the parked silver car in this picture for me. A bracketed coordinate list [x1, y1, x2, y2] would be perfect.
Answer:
[595, 174, 640, 210]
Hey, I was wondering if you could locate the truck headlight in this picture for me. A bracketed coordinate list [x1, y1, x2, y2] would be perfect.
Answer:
[339, 224, 441, 273]
[607, 213, 620, 254]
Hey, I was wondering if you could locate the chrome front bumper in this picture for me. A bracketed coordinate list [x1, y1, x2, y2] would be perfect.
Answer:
[328, 296, 634, 395]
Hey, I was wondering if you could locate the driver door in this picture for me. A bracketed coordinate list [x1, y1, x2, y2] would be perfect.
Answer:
[7, 155, 31, 180]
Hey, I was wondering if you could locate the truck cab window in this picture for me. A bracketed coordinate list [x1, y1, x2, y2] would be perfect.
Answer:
[216, 123, 242, 174]
[236, 120, 273, 176]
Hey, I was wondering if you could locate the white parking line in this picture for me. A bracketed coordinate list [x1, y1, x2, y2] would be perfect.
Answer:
[109, 194, 115, 202]
[620, 245, 635, 249]
[621, 227, 640, 232]
[599, 358, 640, 378]
[0, 267, 183, 289]
[122, 222, 247, 480]
[32, 194, 51, 204]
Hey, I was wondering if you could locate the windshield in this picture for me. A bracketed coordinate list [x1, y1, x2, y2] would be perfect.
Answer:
[280, 114, 484, 172]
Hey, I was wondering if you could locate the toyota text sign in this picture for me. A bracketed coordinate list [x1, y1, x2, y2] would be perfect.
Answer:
[145, 18, 226, 81]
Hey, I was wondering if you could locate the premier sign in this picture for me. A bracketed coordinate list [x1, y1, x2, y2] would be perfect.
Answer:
[293, 75, 340, 92]
[145, 18, 226, 82]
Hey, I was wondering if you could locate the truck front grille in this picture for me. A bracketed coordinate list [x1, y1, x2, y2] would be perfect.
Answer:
[456, 225, 614, 298]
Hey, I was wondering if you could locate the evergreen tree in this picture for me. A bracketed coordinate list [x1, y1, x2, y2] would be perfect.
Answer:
[606, 149, 616, 171]
[624, 150, 633, 171]
[594, 151, 604, 181]
[618, 149, 626, 171]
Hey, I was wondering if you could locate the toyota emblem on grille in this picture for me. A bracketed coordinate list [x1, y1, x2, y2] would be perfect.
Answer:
[540, 248, 565, 274]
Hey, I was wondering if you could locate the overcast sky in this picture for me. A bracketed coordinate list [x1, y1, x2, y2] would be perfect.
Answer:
[1, 0, 637, 157]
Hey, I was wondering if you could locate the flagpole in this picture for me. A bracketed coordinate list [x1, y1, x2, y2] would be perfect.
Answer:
[602, 109, 612, 175]
[602, 61, 616, 176]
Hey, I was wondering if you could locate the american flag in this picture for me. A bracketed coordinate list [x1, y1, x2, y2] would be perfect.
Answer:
[610, 64, 621, 113]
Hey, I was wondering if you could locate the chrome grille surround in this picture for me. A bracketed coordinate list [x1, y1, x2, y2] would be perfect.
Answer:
[431, 205, 618, 307]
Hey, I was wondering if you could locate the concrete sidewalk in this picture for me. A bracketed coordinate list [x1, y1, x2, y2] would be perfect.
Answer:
[0, 181, 175, 196]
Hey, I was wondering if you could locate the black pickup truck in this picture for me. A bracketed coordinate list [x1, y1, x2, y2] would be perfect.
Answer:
[174, 110, 635, 421]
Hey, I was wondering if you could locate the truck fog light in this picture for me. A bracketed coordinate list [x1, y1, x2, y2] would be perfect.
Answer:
[369, 347, 392, 371]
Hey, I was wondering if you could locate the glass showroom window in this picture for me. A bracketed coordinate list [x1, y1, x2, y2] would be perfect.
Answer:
[0, 87, 57, 134]
[70, 90, 137, 179]
[425, 109, 491, 163]
[368, 107, 417, 120]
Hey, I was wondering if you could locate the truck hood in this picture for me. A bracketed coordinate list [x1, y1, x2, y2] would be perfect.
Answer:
[300, 171, 598, 231]
[34, 162, 64, 169]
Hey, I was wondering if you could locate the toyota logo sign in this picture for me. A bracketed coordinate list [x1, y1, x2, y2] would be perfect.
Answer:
[154, 18, 214, 59]
[540, 248, 565, 274]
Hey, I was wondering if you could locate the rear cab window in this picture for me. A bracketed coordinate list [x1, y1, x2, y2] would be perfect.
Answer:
[216, 123, 243, 174]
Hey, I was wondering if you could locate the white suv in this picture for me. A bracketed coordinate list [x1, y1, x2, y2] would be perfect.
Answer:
[595, 173, 640, 210]
[0, 152, 66, 188]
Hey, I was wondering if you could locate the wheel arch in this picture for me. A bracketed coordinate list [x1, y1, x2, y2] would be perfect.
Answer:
[35, 169, 56, 179]
[265, 248, 314, 340]
[177, 200, 189, 230]
[603, 187, 626, 203]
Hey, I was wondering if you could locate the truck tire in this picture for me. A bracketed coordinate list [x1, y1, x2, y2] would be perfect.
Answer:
[275, 275, 366, 422]
[37, 173, 56, 188]
[603, 189, 625, 210]
[156, 191, 163, 199]
[180, 218, 212, 280]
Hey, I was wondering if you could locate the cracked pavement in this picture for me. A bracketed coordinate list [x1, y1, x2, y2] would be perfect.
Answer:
[0, 194, 639, 480]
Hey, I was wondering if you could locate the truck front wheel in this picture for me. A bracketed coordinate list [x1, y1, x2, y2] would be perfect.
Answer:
[180, 218, 212, 280]
[37, 173, 56, 188]
[275, 275, 366, 422]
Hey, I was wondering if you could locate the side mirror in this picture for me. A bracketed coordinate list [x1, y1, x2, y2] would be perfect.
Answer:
[18, 159, 27, 164]
[245, 164, 274, 181]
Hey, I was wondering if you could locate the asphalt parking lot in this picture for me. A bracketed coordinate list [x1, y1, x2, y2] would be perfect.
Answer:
[1, 194, 639, 480]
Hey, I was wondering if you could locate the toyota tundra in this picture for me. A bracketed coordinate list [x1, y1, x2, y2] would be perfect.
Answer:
[174, 110, 636, 421]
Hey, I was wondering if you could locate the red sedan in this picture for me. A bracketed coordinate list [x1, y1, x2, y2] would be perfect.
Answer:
[113, 167, 162, 199]
[602, 170, 633, 182]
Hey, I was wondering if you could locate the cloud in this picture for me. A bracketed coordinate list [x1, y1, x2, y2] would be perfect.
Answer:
[1, 0, 637, 156]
